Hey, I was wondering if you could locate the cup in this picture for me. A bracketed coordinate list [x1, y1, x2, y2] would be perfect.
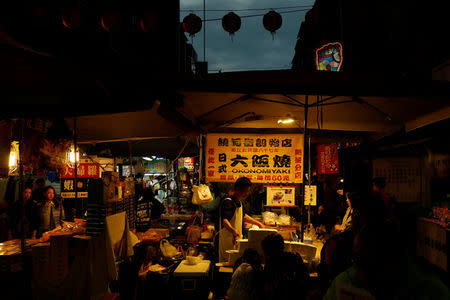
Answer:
[186, 255, 199, 265]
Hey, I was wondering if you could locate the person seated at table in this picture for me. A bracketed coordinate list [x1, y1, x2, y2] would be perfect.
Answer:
[37, 186, 65, 237]
[334, 192, 354, 233]
[227, 248, 263, 300]
[7, 186, 39, 239]
[324, 222, 449, 300]
[261, 233, 309, 300]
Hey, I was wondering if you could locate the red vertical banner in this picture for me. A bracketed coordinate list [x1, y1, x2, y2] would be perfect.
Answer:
[317, 144, 339, 174]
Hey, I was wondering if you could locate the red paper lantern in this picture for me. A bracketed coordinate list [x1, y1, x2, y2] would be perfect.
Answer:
[263, 10, 282, 36]
[62, 9, 82, 30]
[182, 13, 202, 37]
[222, 12, 241, 37]
[140, 12, 159, 33]
[101, 11, 122, 32]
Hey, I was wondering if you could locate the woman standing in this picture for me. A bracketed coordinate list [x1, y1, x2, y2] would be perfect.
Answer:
[7, 186, 39, 239]
[334, 192, 354, 233]
[37, 186, 65, 236]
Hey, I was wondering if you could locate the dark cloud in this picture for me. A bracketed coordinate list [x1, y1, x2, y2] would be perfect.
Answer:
[180, 0, 314, 72]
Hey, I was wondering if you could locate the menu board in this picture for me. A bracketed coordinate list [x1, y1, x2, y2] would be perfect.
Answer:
[205, 133, 304, 183]
[304, 185, 317, 206]
[373, 157, 421, 203]
[266, 186, 296, 207]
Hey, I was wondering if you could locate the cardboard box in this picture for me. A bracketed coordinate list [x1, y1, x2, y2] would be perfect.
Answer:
[32, 243, 50, 278]
[49, 233, 71, 282]
[102, 172, 120, 202]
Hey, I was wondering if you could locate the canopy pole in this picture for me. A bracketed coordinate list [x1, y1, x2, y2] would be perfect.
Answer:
[128, 141, 133, 178]
[18, 119, 25, 252]
[73, 117, 78, 218]
[203, 0, 206, 61]
[199, 135, 203, 182]
[300, 95, 309, 242]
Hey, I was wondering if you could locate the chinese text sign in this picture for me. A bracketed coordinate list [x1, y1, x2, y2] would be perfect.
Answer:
[317, 144, 339, 174]
[205, 134, 304, 183]
[61, 163, 100, 178]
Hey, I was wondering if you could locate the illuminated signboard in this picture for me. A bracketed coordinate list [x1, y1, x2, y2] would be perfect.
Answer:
[315, 42, 343, 71]
[179, 157, 195, 173]
[205, 133, 304, 183]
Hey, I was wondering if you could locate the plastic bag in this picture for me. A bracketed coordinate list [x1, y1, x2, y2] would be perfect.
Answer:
[262, 211, 278, 226]
[186, 225, 202, 243]
[191, 184, 213, 205]
[278, 214, 291, 226]
[160, 239, 178, 258]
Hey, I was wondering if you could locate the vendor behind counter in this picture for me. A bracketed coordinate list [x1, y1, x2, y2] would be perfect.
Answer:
[218, 178, 265, 262]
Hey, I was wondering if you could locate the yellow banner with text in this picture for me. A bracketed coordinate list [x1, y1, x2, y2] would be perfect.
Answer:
[205, 133, 304, 183]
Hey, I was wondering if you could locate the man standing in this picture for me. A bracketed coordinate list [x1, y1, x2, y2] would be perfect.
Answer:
[372, 177, 397, 222]
[219, 177, 265, 262]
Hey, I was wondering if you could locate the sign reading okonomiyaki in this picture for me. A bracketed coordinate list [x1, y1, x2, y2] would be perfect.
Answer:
[205, 133, 304, 183]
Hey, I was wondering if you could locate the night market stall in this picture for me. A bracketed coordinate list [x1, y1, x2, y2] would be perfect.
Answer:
[1, 70, 449, 299]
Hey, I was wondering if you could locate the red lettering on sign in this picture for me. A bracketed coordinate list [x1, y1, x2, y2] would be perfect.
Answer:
[257, 175, 264, 181]
[208, 157, 215, 164]
[220, 175, 227, 180]
[208, 171, 215, 177]
[295, 149, 302, 155]
[295, 157, 302, 164]
[60, 163, 99, 178]
[265, 175, 271, 181]
[228, 175, 235, 181]
[208, 148, 215, 155]
[283, 175, 290, 181]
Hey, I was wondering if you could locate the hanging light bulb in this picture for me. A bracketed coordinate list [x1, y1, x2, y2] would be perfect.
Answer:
[67, 144, 80, 164]
[8, 141, 19, 175]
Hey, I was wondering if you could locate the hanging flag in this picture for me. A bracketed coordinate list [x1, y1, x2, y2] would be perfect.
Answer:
[317, 144, 339, 174]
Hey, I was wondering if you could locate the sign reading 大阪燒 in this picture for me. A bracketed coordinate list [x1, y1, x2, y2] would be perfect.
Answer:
[205, 134, 304, 183]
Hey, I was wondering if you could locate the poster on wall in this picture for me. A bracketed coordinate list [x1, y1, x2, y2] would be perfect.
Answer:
[373, 157, 421, 203]
[317, 144, 339, 174]
[304, 185, 317, 206]
[205, 133, 304, 183]
[266, 186, 296, 207]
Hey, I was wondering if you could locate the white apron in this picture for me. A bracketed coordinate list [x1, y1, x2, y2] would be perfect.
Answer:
[219, 199, 243, 262]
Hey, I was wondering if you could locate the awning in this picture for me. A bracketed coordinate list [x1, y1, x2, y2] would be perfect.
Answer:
[166, 71, 450, 135]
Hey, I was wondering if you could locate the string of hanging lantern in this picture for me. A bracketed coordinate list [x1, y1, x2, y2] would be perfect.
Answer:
[180, 5, 313, 12]
[53, 6, 310, 39]
[182, 8, 310, 39]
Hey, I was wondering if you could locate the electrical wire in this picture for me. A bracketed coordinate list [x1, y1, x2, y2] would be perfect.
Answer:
[203, 8, 311, 22]
[181, 5, 313, 12]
